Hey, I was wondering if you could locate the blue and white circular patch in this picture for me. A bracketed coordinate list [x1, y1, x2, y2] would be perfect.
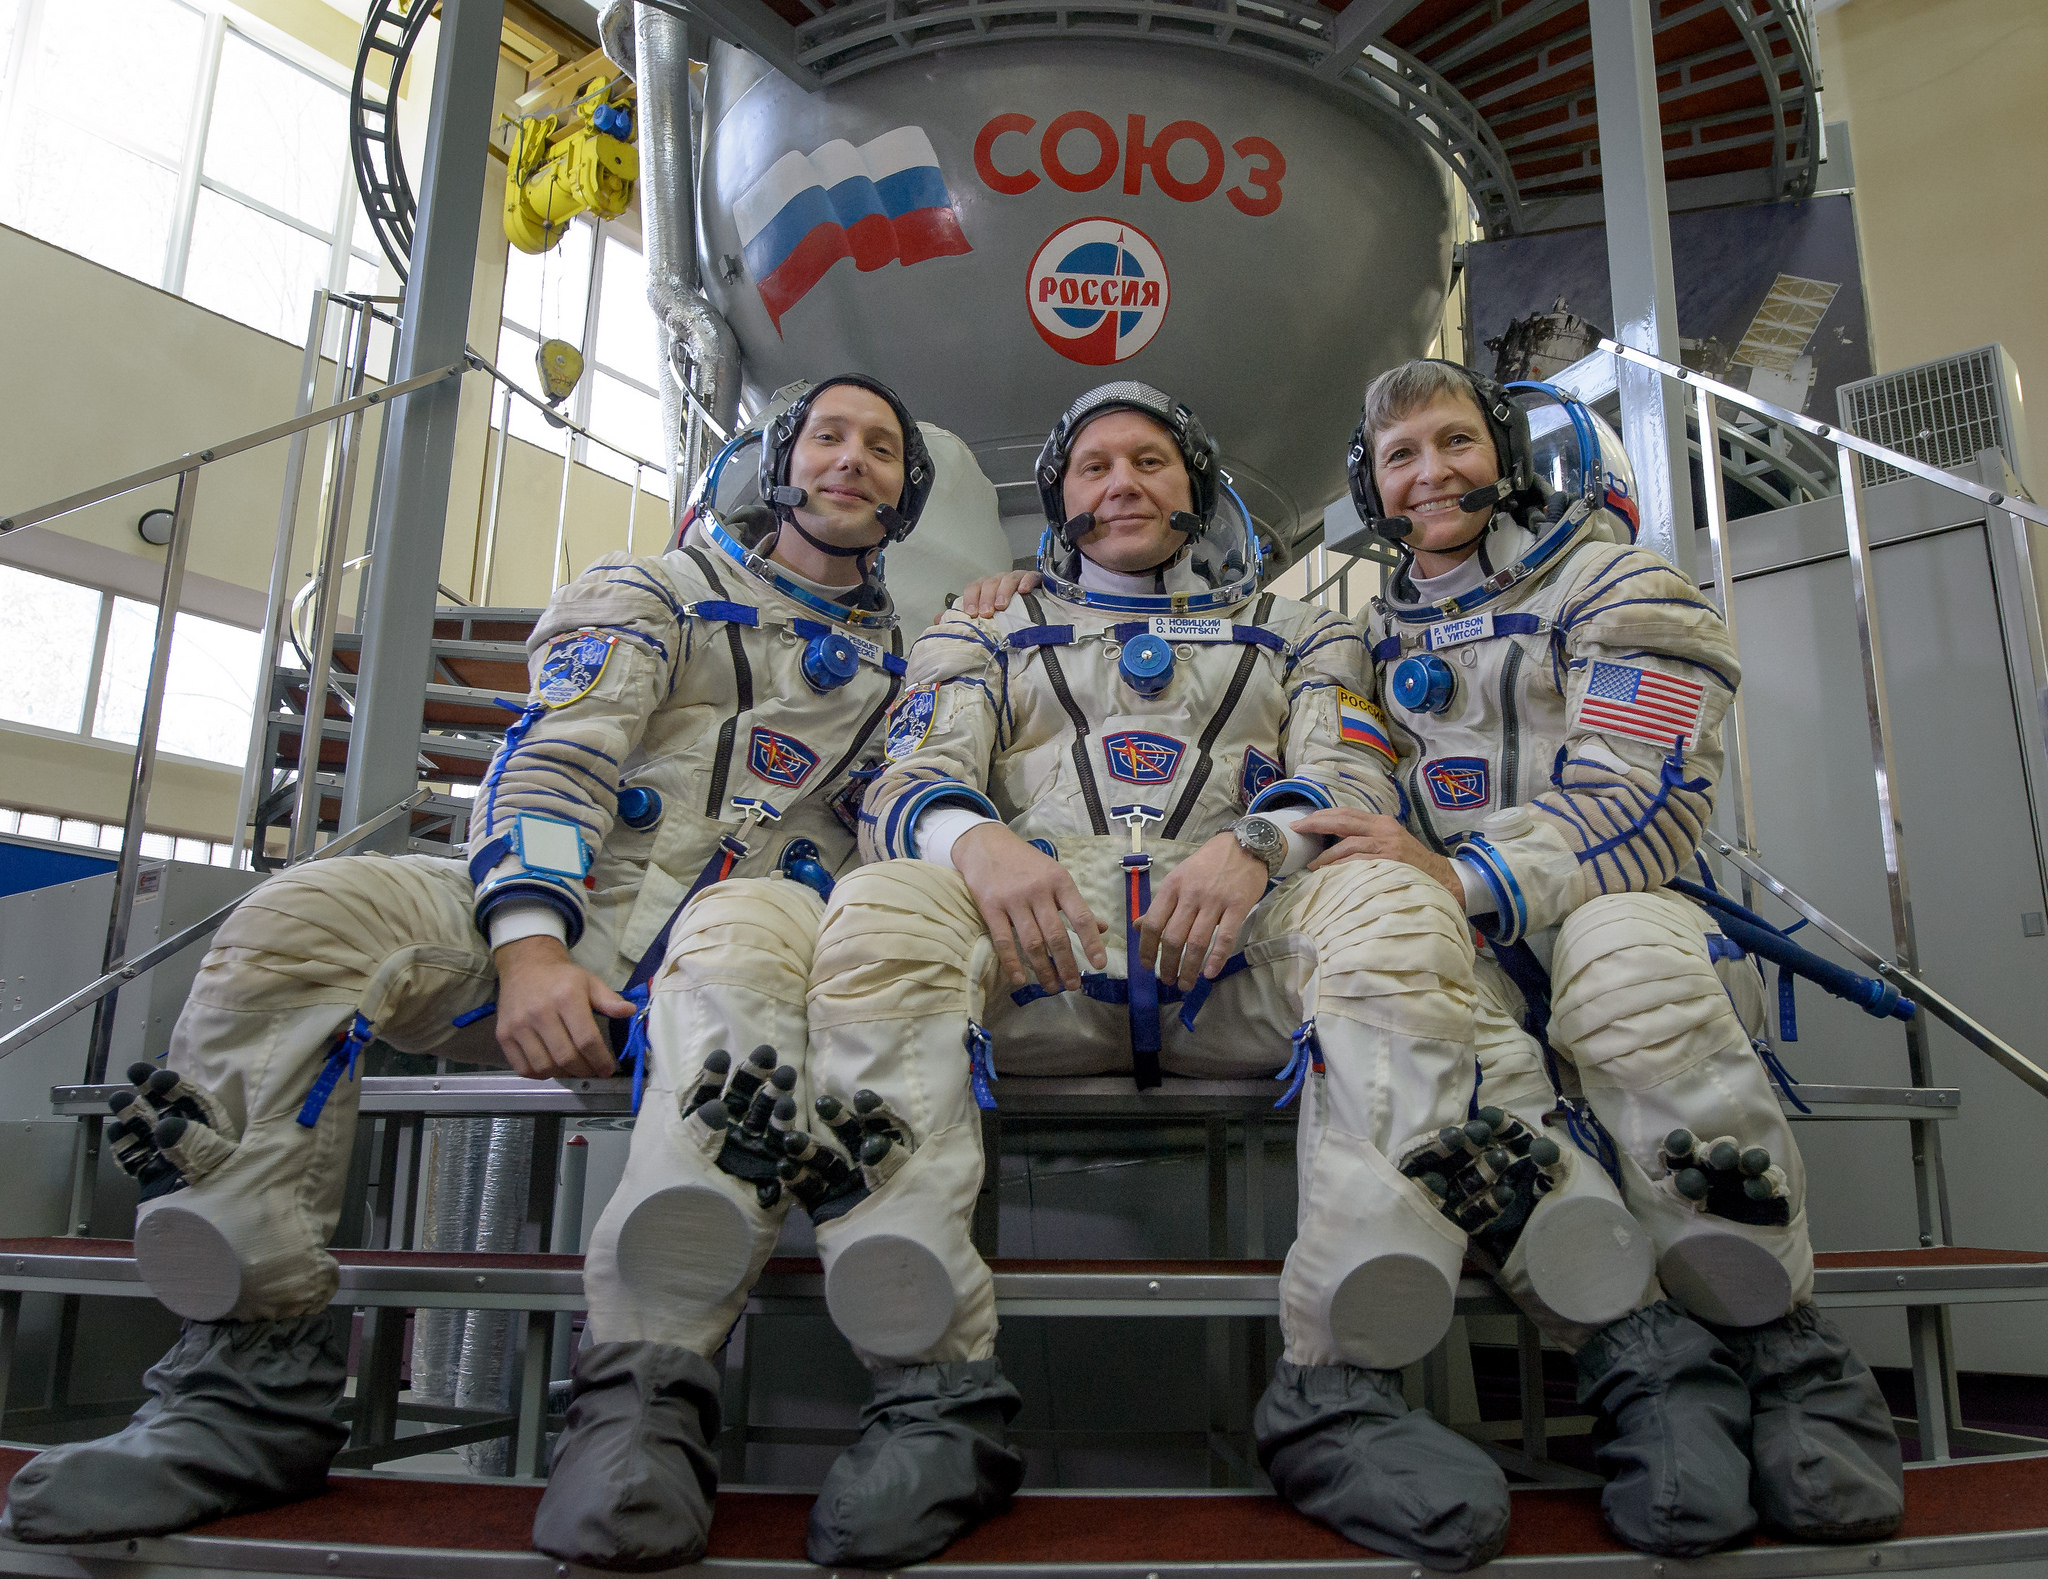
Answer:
[885, 683, 938, 761]
[535, 632, 617, 708]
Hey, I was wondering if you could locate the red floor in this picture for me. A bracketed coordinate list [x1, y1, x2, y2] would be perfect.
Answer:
[4, 1447, 2046, 1561]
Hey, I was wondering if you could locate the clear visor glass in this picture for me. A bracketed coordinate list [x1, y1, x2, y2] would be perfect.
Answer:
[1515, 390, 1590, 502]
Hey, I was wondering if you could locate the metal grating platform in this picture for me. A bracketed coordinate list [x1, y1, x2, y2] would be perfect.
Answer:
[3, 1446, 2047, 1578]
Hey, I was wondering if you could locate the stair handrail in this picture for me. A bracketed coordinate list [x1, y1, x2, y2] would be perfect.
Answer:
[0, 788, 429, 1065]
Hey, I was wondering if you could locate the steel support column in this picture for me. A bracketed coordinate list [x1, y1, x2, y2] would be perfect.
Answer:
[1589, 0, 1693, 578]
[340, 0, 504, 845]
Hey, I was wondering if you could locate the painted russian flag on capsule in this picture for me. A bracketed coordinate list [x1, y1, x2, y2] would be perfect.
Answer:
[733, 126, 972, 334]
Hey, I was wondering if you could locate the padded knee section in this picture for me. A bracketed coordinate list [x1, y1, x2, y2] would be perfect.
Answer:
[531, 1341, 722, 1572]
[1255, 1360, 1509, 1572]
[806, 1359, 1025, 1567]
[1714, 1304, 1904, 1543]
[1574, 1301, 1757, 1556]
[0, 1313, 349, 1544]
[1291, 859, 1476, 1044]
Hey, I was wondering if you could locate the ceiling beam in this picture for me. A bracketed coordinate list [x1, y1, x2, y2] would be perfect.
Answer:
[1312, 0, 1416, 80]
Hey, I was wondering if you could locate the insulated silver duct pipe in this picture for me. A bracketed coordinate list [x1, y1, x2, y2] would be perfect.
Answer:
[624, 1, 740, 514]
[454, 1116, 535, 1473]
[409, 1117, 489, 1409]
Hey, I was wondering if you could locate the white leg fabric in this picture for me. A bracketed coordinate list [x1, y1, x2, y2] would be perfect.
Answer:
[584, 878, 825, 1356]
[1548, 889, 1813, 1328]
[806, 861, 1001, 1370]
[132, 855, 509, 1321]
[1469, 955, 1659, 1351]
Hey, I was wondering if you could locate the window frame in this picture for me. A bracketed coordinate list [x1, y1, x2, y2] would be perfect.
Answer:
[0, 561, 266, 775]
[498, 213, 669, 493]
[0, 0, 383, 341]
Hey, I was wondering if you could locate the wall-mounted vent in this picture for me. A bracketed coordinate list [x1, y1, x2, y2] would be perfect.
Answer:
[1836, 344, 2029, 492]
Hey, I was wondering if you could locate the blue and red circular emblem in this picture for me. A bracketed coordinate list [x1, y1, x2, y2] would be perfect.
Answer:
[1027, 218, 1170, 366]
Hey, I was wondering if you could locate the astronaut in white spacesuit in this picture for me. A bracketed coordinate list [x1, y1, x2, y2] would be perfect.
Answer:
[1, 377, 935, 1570]
[1304, 358, 1904, 1552]
[793, 380, 1694, 1572]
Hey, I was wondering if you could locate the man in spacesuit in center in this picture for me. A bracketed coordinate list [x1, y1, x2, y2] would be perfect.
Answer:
[1301, 358, 1904, 1552]
[794, 382, 1679, 1571]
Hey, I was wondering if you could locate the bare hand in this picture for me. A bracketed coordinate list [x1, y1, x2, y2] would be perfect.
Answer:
[1138, 832, 1269, 992]
[953, 822, 1107, 992]
[956, 569, 1043, 619]
[1293, 808, 1466, 905]
[493, 935, 635, 1079]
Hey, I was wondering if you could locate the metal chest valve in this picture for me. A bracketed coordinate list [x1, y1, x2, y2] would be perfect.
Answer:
[1391, 652, 1457, 714]
[1119, 632, 1175, 697]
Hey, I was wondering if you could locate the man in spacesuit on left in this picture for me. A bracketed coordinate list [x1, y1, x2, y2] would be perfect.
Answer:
[1, 376, 935, 1571]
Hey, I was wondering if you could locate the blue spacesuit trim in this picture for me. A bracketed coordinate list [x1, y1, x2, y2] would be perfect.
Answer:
[895, 780, 999, 859]
[1007, 625, 1075, 649]
[600, 566, 690, 622]
[1248, 776, 1334, 813]
[474, 879, 586, 947]
[689, 599, 760, 626]
[1609, 650, 1737, 693]
[703, 518, 899, 631]
[467, 836, 513, 885]
[1451, 834, 1528, 943]
[1572, 745, 1709, 866]
[1388, 507, 1588, 623]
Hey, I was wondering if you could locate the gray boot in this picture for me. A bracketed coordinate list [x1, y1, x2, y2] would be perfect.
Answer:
[531, 1341, 722, 1572]
[1254, 1360, 1510, 1572]
[1574, 1300, 1757, 1555]
[1712, 1304, 1904, 1543]
[1, 1313, 348, 1544]
[805, 1358, 1026, 1567]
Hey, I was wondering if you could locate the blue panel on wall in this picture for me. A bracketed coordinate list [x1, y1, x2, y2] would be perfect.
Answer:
[0, 835, 118, 899]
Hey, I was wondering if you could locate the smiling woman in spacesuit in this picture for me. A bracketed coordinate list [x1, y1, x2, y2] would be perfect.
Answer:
[1312, 359, 1905, 1554]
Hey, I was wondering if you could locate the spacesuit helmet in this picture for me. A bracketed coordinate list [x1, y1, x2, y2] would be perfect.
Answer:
[1032, 382, 1262, 611]
[1034, 380, 1220, 548]
[758, 374, 936, 544]
[1346, 362, 1639, 610]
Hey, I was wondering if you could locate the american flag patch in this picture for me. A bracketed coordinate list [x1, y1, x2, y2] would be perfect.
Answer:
[1337, 687, 1397, 767]
[1577, 662, 1706, 749]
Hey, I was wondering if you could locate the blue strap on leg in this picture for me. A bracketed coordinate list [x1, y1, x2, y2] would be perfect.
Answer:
[965, 1021, 998, 1111]
[297, 1014, 373, 1128]
[1274, 1020, 1323, 1110]
[1176, 952, 1250, 1031]
[452, 1001, 497, 1028]
[1558, 1097, 1623, 1190]
[612, 982, 652, 1116]
[1753, 1035, 1812, 1115]
[1123, 852, 1162, 1090]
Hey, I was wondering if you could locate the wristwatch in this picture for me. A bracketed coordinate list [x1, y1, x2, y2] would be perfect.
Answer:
[1231, 814, 1289, 880]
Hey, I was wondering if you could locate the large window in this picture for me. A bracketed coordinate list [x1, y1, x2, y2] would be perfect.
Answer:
[0, 0, 380, 343]
[496, 217, 670, 494]
[0, 563, 264, 769]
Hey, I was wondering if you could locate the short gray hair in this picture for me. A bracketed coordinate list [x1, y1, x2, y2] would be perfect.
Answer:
[1357, 360, 1484, 452]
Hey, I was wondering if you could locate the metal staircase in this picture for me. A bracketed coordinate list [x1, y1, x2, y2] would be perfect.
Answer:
[251, 606, 542, 865]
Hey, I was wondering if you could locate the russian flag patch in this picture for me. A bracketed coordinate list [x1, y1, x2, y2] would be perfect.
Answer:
[1336, 687, 1397, 767]
[733, 127, 972, 334]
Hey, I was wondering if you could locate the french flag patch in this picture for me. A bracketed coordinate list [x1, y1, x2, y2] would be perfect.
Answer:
[734, 127, 972, 334]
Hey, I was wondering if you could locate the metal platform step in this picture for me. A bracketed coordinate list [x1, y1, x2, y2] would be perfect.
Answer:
[45, 1075, 1969, 1123]
[4, 1241, 2043, 1320]
[1, 1446, 2043, 1579]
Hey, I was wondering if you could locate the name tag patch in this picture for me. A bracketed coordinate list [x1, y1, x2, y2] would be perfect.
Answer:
[1425, 612, 1494, 651]
[1148, 616, 1229, 642]
[534, 632, 617, 708]
[1423, 757, 1491, 810]
[1103, 730, 1185, 785]
[885, 683, 938, 761]
[1336, 687, 1397, 767]
[749, 727, 820, 789]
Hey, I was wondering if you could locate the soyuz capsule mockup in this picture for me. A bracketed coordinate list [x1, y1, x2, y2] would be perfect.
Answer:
[684, 38, 1455, 560]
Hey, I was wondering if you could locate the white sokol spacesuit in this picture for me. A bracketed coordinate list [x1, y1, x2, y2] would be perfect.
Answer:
[1, 377, 937, 1569]
[795, 383, 1661, 1573]
[1347, 365, 1902, 1553]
